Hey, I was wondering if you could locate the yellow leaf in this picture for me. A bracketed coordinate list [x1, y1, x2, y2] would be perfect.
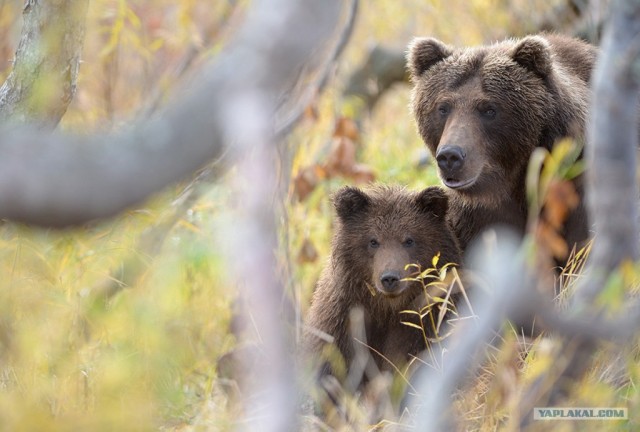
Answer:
[365, 281, 377, 297]
[399, 310, 421, 316]
[432, 252, 441, 268]
[400, 321, 424, 331]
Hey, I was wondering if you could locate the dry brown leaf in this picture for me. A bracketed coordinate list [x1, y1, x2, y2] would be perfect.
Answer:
[324, 136, 357, 177]
[293, 165, 320, 202]
[543, 180, 579, 229]
[297, 238, 319, 264]
[349, 163, 376, 184]
[313, 164, 328, 180]
[536, 221, 568, 260]
[303, 103, 319, 123]
[333, 116, 359, 142]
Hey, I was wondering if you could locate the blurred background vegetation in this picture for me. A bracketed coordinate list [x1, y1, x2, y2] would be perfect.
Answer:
[1, 0, 625, 430]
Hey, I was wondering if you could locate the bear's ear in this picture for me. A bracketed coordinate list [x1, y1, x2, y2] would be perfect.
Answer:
[415, 187, 448, 220]
[511, 36, 552, 78]
[333, 186, 370, 222]
[407, 37, 452, 79]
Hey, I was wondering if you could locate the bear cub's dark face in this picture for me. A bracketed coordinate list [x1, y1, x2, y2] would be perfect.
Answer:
[333, 185, 460, 308]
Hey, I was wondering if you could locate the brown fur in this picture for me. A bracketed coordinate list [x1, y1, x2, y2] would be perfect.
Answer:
[407, 34, 598, 256]
[304, 185, 461, 379]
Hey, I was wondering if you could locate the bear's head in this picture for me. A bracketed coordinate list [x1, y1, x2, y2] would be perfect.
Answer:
[331, 185, 461, 310]
[407, 36, 574, 204]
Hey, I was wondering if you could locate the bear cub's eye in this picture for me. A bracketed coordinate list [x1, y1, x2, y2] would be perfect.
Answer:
[402, 238, 415, 247]
[369, 239, 380, 248]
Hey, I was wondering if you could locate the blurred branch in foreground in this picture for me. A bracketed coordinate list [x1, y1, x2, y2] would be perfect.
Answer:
[406, 0, 640, 428]
[86, 0, 358, 306]
[519, 0, 640, 421]
[0, 1, 348, 429]
[77, 7, 360, 415]
[0, 0, 341, 228]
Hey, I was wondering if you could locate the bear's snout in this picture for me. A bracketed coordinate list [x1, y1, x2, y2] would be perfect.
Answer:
[380, 271, 401, 292]
[434, 108, 483, 189]
[373, 246, 412, 297]
[436, 145, 465, 173]
[377, 270, 409, 297]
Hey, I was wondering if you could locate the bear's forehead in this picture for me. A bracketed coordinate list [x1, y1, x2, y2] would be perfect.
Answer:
[341, 186, 443, 238]
[448, 45, 511, 67]
[435, 45, 524, 90]
[364, 207, 434, 236]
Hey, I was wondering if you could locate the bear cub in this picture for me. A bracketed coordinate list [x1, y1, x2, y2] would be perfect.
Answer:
[304, 185, 461, 384]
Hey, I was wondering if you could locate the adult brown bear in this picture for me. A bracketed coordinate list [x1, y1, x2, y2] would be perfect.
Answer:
[407, 34, 598, 259]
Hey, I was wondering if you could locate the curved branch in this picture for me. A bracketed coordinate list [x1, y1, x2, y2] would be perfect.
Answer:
[0, 0, 342, 227]
[515, 0, 640, 422]
[275, 0, 359, 137]
[574, 0, 640, 307]
[343, 44, 408, 113]
[0, 0, 89, 128]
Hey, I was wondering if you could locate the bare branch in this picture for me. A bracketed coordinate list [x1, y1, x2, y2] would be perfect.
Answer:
[0, 0, 341, 228]
[516, 1, 640, 421]
[343, 45, 408, 113]
[574, 0, 640, 307]
[87, 0, 359, 304]
[225, 104, 294, 431]
[0, 0, 89, 128]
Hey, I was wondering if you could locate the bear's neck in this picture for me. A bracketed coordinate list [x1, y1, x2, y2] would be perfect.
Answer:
[447, 190, 528, 253]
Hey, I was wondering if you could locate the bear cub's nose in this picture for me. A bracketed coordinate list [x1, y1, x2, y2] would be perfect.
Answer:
[380, 272, 401, 291]
[436, 145, 465, 172]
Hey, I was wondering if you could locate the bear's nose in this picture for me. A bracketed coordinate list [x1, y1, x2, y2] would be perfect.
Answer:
[380, 272, 400, 291]
[436, 146, 465, 172]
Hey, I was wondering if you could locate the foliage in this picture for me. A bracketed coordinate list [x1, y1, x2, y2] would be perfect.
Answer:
[2, 0, 638, 431]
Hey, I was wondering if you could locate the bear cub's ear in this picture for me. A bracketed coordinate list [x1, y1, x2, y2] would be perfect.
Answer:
[415, 187, 448, 220]
[333, 186, 370, 221]
[511, 35, 552, 78]
[407, 37, 453, 79]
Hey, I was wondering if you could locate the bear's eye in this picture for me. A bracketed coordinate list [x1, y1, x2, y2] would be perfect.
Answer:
[403, 238, 415, 247]
[369, 239, 380, 248]
[437, 103, 450, 116]
[479, 106, 497, 119]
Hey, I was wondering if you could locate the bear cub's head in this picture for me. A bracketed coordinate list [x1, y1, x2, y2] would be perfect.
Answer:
[332, 185, 461, 308]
